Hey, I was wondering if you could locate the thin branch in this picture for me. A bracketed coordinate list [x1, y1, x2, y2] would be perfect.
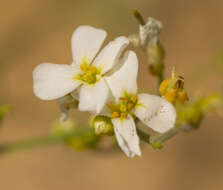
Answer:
[137, 124, 195, 149]
[0, 130, 90, 155]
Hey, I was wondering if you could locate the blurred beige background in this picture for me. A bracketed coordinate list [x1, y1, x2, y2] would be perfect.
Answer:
[0, 0, 223, 189]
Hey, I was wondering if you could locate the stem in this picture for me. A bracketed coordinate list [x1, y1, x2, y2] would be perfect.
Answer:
[149, 127, 181, 143]
[0, 131, 87, 155]
[0, 122, 195, 155]
[137, 124, 194, 147]
[0, 136, 61, 154]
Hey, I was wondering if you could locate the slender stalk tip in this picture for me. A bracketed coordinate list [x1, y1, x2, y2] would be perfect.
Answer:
[132, 9, 145, 25]
[132, 9, 137, 15]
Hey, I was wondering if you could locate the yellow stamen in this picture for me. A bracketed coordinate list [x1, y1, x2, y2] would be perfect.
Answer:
[120, 97, 128, 104]
[164, 89, 177, 103]
[108, 102, 116, 110]
[120, 113, 127, 118]
[177, 90, 188, 103]
[130, 95, 137, 103]
[120, 104, 127, 112]
[108, 93, 138, 119]
[90, 65, 97, 73]
[127, 103, 134, 110]
[159, 79, 169, 96]
[76, 59, 101, 84]
[111, 112, 119, 118]
[84, 75, 91, 82]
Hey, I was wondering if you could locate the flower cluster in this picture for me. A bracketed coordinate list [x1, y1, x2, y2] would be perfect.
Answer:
[33, 26, 176, 157]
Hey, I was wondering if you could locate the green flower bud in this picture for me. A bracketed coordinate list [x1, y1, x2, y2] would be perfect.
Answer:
[67, 130, 99, 150]
[177, 93, 222, 129]
[92, 115, 114, 136]
[52, 119, 99, 150]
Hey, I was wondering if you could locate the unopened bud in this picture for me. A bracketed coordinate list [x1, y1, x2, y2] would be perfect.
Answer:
[52, 119, 99, 150]
[131, 11, 165, 78]
[147, 41, 165, 78]
[92, 115, 114, 135]
[164, 89, 178, 103]
[160, 69, 189, 105]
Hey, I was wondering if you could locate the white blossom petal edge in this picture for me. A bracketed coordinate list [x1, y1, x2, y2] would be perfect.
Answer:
[33, 63, 81, 100]
[33, 25, 129, 114]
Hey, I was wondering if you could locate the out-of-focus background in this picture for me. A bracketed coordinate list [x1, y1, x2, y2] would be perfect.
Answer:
[0, 0, 223, 189]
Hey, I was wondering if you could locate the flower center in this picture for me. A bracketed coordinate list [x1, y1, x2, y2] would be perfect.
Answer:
[108, 92, 138, 119]
[76, 59, 101, 84]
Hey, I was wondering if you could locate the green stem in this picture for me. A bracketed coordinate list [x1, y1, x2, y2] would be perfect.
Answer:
[0, 135, 60, 154]
[0, 124, 195, 155]
[0, 131, 87, 155]
[137, 124, 194, 148]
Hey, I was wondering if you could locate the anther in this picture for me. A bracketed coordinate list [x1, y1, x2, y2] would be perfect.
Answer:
[120, 113, 127, 118]
[130, 95, 137, 103]
[111, 112, 119, 118]
[120, 104, 127, 112]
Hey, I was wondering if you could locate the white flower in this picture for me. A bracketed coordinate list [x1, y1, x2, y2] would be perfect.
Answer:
[33, 26, 129, 114]
[105, 51, 176, 157]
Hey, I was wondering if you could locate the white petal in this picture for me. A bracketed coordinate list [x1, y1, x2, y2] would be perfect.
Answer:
[33, 63, 81, 100]
[105, 51, 138, 99]
[78, 78, 109, 114]
[93, 36, 129, 74]
[112, 115, 141, 158]
[71, 25, 107, 65]
[134, 94, 176, 133]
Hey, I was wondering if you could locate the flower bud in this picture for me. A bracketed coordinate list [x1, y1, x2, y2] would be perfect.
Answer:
[131, 11, 165, 79]
[159, 69, 188, 105]
[147, 42, 165, 73]
[52, 119, 99, 150]
[164, 89, 178, 103]
[92, 115, 114, 135]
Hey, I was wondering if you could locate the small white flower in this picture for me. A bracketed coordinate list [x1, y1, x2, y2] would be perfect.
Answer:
[33, 26, 129, 114]
[105, 51, 176, 157]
